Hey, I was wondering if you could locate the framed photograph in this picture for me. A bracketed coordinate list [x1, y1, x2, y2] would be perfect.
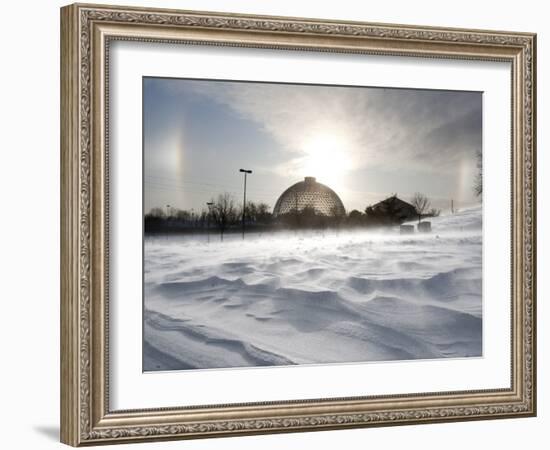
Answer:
[60, 3, 537, 446]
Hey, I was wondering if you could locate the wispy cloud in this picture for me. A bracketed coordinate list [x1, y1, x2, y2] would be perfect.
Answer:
[146, 78, 482, 212]
[171, 80, 481, 176]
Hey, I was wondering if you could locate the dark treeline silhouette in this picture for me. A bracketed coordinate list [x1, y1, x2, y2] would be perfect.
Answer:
[277, 206, 344, 229]
[145, 192, 441, 236]
[144, 194, 274, 236]
[474, 149, 482, 197]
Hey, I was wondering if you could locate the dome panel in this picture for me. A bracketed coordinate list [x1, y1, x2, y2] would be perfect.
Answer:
[273, 177, 345, 217]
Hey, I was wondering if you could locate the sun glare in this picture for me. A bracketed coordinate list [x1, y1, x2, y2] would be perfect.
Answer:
[299, 133, 353, 189]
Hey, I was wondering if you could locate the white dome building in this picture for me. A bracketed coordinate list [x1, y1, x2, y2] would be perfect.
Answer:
[273, 177, 345, 217]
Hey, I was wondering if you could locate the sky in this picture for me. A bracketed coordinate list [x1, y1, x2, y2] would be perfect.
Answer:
[143, 77, 482, 215]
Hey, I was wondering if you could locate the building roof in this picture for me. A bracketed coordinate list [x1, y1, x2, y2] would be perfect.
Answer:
[368, 195, 417, 223]
[372, 195, 415, 211]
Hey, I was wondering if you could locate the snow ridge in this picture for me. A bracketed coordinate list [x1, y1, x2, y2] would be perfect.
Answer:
[144, 206, 483, 371]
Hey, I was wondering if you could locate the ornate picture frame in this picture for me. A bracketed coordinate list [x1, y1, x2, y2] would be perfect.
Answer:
[60, 3, 536, 446]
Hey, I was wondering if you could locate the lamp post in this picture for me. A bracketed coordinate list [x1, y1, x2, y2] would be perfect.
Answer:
[239, 169, 252, 239]
[206, 201, 214, 243]
[165, 204, 171, 242]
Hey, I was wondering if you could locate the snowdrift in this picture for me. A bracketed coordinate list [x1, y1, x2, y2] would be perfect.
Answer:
[144, 205, 483, 371]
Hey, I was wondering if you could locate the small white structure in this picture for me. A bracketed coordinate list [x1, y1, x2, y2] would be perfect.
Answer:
[418, 221, 432, 233]
[400, 224, 415, 235]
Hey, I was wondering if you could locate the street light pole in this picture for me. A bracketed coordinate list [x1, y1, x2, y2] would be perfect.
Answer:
[206, 201, 213, 243]
[239, 169, 252, 239]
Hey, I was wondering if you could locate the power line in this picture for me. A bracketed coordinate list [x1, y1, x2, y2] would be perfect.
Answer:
[144, 181, 275, 203]
[145, 174, 242, 191]
[144, 176, 284, 197]
[144, 171, 292, 195]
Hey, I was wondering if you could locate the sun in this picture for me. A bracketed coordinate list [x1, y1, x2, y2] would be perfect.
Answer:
[299, 132, 353, 189]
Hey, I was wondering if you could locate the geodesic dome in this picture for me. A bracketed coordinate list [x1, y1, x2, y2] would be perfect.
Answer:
[273, 177, 346, 217]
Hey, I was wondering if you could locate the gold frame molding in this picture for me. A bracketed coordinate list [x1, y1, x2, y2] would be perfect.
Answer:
[60, 3, 537, 446]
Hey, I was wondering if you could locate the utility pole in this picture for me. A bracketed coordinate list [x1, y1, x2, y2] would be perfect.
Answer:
[451, 199, 454, 214]
[239, 169, 252, 239]
[166, 204, 170, 218]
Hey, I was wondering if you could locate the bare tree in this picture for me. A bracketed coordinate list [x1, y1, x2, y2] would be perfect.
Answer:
[175, 209, 191, 222]
[166, 206, 178, 218]
[242, 201, 258, 224]
[474, 149, 482, 197]
[148, 207, 165, 218]
[256, 202, 272, 224]
[411, 192, 431, 224]
[210, 192, 236, 241]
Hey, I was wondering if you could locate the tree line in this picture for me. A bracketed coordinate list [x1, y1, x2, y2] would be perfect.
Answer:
[145, 193, 273, 238]
[145, 191, 445, 237]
